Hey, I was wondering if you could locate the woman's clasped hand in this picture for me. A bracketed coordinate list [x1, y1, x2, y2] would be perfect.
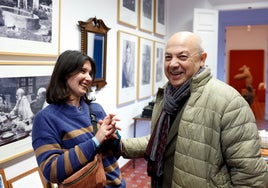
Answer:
[96, 114, 121, 142]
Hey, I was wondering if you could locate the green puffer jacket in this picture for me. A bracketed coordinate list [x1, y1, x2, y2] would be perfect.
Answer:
[122, 68, 268, 188]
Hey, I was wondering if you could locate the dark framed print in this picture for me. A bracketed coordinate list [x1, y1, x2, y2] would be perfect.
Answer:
[0, 169, 7, 188]
[7, 167, 46, 188]
[138, 37, 154, 99]
[139, 0, 154, 32]
[153, 41, 165, 95]
[117, 31, 138, 106]
[154, 0, 166, 36]
[118, 0, 138, 27]
[0, 0, 61, 57]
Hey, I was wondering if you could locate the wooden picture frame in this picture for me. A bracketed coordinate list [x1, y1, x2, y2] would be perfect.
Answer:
[153, 41, 165, 95]
[7, 167, 46, 188]
[118, 0, 138, 27]
[0, 66, 53, 164]
[154, 0, 166, 36]
[0, 0, 61, 57]
[138, 37, 154, 99]
[0, 169, 8, 188]
[139, 0, 154, 33]
[0, 75, 51, 164]
[117, 31, 138, 106]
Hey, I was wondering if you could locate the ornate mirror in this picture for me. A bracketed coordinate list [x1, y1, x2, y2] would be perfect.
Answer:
[78, 17, 110, 90]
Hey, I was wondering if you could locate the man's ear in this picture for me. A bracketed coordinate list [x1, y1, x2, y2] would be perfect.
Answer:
[200, 52, 207, 67]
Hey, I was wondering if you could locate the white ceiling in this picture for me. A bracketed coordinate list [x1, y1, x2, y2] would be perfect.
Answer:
[208, 0, 268, 5]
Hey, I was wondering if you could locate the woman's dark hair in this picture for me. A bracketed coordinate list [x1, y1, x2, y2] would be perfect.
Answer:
[46, 50, 96, 104]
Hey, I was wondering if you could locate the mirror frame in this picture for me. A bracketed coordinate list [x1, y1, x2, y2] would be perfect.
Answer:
[78, 17, 110, 90]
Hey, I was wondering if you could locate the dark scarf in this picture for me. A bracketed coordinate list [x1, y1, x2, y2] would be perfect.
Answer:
[144, 79, 191, 178]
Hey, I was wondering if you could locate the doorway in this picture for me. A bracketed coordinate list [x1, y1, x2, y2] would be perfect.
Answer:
[218, 8, 268, 122]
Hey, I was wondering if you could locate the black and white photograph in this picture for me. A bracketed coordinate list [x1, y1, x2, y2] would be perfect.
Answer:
[153, 41, 165, 95]
[141, 44, 151, 85]
[123, 0, 135, 11]
[122, 40, 135, 88]
[118, 0, 138, 27]
[157, 0, 165, 25]
[0, 0, 60, 56]
[0, 76, 50, 148]
[139, 0, 154, 32]
[138, 37, 153, 99]
[142, 0, 152, 19]
[154, 0, 166, 36]
[117, 31, 138, 106]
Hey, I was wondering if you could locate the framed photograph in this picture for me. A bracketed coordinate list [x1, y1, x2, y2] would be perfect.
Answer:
[154, 0, 166, 36]
[0, 75, 51, 164]
[117, 31, 138, 106]
[118, 0, 138, 27]
[7, 167, 46, 188]
[139, 0, 154, 32]
[138, 37, 154, 99]
[0, 0, 61, 57]
[0, 169, 8, 188]
[153, 41, 165, 95]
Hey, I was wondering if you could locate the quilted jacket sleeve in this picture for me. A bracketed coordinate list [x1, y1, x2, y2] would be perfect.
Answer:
[220, 94, 268, 187]
[121, 135, 150, 158]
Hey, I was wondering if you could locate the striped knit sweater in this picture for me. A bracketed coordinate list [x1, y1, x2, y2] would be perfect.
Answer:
[32, 100, 125, 187]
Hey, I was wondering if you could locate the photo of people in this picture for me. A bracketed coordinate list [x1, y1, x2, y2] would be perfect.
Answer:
[0, 76, 50, 147]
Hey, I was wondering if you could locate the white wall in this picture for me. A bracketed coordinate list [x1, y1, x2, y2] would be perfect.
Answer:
[166, 0, 212, 39]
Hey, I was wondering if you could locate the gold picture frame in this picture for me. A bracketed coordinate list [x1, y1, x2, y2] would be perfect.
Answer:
[139, 0, 154, 33]
[117, 30, 138, 106]
[138, 37, 154, 99]
[0, 73, 52, 165]
[0, 0, 61, 57]
[154, 0, 166, 36]
[7, 167, 46, 188]
[118, 0, 138, 27]
[153, 41, 165, 95]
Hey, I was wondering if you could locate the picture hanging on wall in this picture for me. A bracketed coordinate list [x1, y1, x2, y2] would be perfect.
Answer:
[0, 0, 61, 57]
[7, 167, 46, 188]
[117, 31, 138, 106]
[153, 41, 165, 95]
[139, 0, 154, 33]
[0, 75, 50, 164]
[0, 169, 7, 188]
[118, 0, 138, 27]
[138, 37, 154, 99]
[154, 0, 166, 36]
